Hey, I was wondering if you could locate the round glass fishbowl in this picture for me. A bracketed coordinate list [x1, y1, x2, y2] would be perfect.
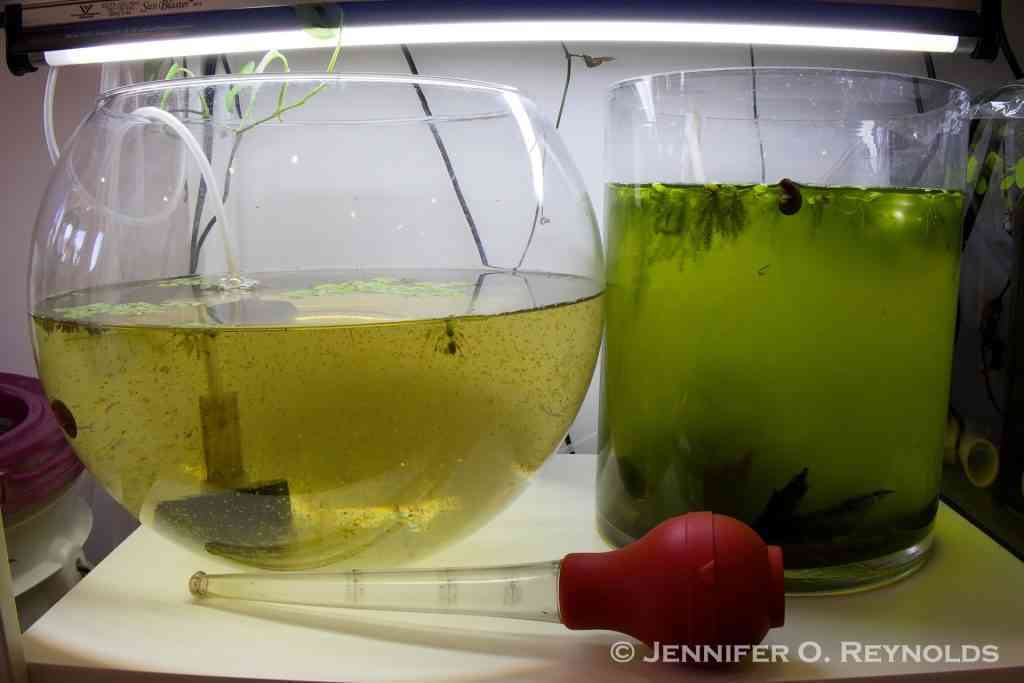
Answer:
[30, 74, 604, 569]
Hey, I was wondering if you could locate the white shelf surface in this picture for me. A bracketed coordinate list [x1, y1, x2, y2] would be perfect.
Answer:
[22, 454, 1024, 682]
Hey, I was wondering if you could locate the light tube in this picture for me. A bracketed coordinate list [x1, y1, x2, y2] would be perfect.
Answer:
[44, 20, 961, 66]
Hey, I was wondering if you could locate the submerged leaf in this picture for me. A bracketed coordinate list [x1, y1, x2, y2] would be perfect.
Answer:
[752, 468, 809, 533]
[702, 451, 754, 511]
[776, 489, 895, 543]
[753, 465, 895, 545]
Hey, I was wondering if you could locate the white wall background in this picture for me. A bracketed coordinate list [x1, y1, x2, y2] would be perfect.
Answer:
[2, 8, 1023, 558]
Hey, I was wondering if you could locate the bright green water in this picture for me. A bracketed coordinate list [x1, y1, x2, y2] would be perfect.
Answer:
[598, 182, 963, 568]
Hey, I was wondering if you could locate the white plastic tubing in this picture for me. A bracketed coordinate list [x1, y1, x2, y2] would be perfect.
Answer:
[43, 67, 235, 273]
[43, 67, 60, 164]
[132, 106, 237, 275]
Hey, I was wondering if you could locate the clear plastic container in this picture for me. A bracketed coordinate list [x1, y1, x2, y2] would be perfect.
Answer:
[945, 79, 1024, 556]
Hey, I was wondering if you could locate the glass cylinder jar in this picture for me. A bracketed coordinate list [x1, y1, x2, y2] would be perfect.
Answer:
[599, 68, 969, 593]
[30, 74, 604, 570]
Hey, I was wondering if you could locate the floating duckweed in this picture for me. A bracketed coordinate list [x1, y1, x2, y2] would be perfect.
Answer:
[279, 277, 472, 300]
[157, 276, 218, 288]
[54, 300, 200, 320]
[609, 182, 961, 270]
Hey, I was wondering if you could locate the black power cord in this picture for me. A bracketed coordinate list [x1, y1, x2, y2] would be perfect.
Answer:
[999, 17, 1023, 79]
[924, 53, 937, 79]
[516, 43, 613, 272]
[556, 43, 574, 129]
[750, 46, 767, 184]
[186, 56, 218, 273]
[554, 43, 614, 129]
[221, 54, 243, 118]
[399, 44, 489, 267]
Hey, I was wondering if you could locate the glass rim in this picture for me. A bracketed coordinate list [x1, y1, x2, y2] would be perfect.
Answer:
[99, 71, 523, 99]
[972, 80, 1024, 120]
[96, 72, 530, 127]
[608, 66, 969, 117]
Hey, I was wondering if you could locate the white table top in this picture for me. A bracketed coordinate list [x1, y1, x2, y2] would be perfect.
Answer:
[22, 453, 1024, 682]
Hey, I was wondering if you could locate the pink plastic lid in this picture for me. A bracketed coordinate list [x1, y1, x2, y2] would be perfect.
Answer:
[0, 373, 83, 518]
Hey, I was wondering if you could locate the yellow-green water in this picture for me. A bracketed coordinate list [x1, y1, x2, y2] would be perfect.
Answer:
[33, 269, 603, 569]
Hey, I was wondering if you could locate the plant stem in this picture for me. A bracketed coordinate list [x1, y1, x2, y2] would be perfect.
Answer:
[236, 22, 343, 134]
[556, 43, 572, 129]
[750, 46, 767, 185]
[518, 43, 576, 271]
[235, 84, 328, 134]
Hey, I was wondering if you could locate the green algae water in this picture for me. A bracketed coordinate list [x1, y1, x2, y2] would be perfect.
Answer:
[598, 182, 963, 584]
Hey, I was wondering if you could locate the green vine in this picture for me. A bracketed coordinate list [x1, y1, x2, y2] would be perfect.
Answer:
[152, 13, 346, 272]
[158, 63, 209, 115]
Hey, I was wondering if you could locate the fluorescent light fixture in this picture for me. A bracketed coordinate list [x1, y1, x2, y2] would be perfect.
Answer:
[44, 20, 961, 66]
[4, 1, 993, 75]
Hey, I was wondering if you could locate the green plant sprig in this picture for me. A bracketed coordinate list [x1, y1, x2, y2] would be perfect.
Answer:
[163, 14, 344, 272]
[234, 27, 343, 134]
[159, 63, 211, 115]
[226, 49, 291, 124]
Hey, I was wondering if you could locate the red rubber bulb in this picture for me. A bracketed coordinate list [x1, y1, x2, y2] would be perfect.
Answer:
[559, 512, 785, 649]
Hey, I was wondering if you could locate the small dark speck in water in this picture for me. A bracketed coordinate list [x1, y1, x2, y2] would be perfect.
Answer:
[758, 264, 771, 276]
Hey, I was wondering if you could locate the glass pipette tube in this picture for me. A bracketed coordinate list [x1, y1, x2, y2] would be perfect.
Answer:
[187, 512, 787, 648]
[190, 561, 564, 622]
